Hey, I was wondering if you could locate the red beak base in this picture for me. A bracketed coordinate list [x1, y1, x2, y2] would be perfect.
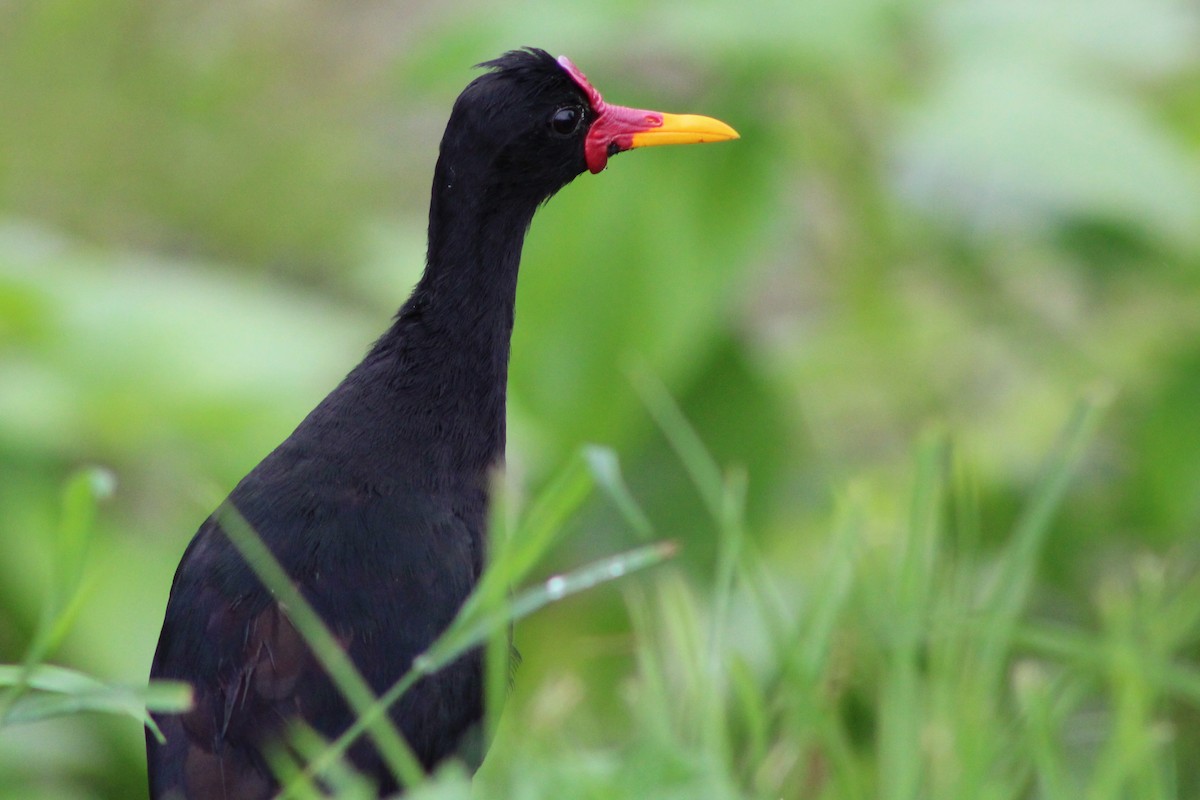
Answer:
[556, 56, 739, 174]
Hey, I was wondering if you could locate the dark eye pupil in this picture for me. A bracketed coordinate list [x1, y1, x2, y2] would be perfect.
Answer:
[550, 106, 581, 135]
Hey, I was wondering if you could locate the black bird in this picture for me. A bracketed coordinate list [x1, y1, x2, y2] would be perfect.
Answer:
[147, 47, 737, 799]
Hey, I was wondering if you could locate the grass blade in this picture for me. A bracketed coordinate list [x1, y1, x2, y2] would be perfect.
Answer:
[0, 467, 115, 725]
[292, 540, 676, 790]
[977, 388, 1111, 678]
[213, 502, 426, 791]
[584, 444, 654, 540]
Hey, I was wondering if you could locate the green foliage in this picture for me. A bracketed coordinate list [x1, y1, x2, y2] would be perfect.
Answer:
[468, 393, 1200, 800]
[0, 467, 189, 743]
[2, 0, 1200, 797]
[0, 664, 188, 736]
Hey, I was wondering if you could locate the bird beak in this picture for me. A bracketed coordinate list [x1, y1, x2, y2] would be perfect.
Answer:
[627, 112, 741, 149]
[557, 56, 739, 174]
[587, 104, 740, 174]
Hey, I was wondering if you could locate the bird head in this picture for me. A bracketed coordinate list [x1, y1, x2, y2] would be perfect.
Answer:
[441, 48, 739, 205]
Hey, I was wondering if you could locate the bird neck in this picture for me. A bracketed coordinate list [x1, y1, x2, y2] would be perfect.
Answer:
[416, 164, 539, 384]
[365, 164, 540, 490]
[421, 169, 536, 326]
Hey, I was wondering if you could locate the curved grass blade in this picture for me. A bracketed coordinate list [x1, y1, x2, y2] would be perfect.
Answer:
[0, 663, 189, 740]
[213, 502, 427, 790]
[288, 540, 677, 792]
[0, 467, 115, 725]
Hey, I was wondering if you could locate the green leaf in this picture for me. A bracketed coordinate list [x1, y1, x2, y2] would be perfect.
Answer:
[0, 663, 190, 740]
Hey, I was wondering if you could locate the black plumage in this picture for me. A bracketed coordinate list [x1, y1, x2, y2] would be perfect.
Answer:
[147, 47, 736, 799]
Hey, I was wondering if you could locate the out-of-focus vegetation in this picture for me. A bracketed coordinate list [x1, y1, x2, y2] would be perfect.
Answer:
[2, 0, 1199, 797]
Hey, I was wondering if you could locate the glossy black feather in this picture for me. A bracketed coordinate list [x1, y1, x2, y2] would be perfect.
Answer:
[147, 48, 592, 799]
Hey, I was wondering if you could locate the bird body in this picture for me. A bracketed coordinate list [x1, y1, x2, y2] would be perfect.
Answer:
[147, 48, 736, 799]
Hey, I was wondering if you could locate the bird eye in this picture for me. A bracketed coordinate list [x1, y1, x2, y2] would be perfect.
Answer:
[549, 105, 583, 136]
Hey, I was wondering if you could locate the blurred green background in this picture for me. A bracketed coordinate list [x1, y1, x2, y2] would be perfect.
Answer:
[2, 0, 1199, 797]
